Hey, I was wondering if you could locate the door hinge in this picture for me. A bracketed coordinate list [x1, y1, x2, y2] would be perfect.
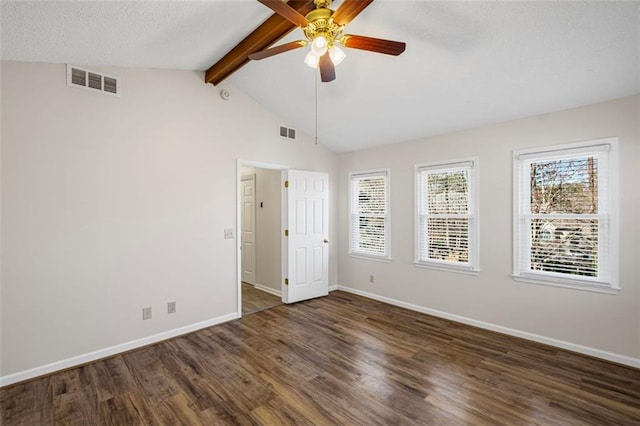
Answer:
[284, 229, 288, 237]
[284, 180, 289, 188]
[285, 278, 289, 286]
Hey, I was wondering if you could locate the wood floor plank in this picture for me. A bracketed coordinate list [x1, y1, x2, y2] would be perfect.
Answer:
[0, 378, 54, 425]
[52, 386, 98, 425]
[121, 348, 180, 406]
[257, 370, 337, 425]
[2, 290, 639, 425]
[97, 392, 154, 425]
[242, 283, 281, 316]
[87, 356, 137, 403]
[250, 396, 319, 426]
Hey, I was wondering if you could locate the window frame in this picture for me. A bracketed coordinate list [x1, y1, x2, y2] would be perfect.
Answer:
[414, 158, 479, 274]
[348, 169, 391, 261]
[512, 138, 619, 294]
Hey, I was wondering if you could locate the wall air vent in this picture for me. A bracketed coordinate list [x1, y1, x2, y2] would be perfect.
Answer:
[67, 64, 120, 96]
[279, 125, 296, 140]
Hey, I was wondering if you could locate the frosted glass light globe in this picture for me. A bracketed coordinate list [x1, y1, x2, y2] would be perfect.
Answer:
[311, 36, 328, 56]
[304, 51, 320, 68]
[329, 45, 346, 66]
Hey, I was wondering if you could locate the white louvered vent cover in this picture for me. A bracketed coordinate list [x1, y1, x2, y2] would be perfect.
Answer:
[67, 64, 120, 96]
[279, 125, 296, 140]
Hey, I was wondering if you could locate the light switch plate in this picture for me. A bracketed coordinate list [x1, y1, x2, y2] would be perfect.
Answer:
[224, 228, 234, 239]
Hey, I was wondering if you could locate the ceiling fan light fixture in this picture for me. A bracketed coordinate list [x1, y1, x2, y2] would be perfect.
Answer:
[304, 51, 320, 68]
[329, 45, 346, 66]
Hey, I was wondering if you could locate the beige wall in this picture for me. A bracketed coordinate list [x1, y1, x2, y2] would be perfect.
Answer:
[0, 61, 338, 378]
[337, 95, 640, 361]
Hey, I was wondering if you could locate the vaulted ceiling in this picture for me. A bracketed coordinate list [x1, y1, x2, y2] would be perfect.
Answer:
[2, 1, 639, 153]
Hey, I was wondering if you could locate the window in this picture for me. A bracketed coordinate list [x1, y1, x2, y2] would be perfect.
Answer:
[513, 138, 619, 293]
[349, 170, 390, 259]
[415, 159, 478, 273]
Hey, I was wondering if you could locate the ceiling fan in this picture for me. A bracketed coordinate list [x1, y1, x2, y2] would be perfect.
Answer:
[204, 0, 405, 85]
[249, 0, 406, 82]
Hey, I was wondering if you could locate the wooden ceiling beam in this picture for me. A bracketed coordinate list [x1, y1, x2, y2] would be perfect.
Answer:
[205, 0, 316, 86]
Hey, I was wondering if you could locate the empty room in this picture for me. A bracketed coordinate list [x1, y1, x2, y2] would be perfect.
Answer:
[1, 0, 639, 424]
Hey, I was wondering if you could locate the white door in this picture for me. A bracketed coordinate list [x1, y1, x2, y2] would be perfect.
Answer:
[241, 174, 256, 284]
[284, 170, 329, 303]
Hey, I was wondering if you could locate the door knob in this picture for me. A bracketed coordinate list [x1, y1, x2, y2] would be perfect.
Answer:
[323, 239, 329, 243]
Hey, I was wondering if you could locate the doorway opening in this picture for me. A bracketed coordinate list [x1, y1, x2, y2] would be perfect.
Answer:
[238, 160, 287, 316]
[237, 161, 330, 317]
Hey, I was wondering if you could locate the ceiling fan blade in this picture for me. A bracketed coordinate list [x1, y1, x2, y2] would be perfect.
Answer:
[332, 0, 373, 26]
[319, 52, 336, 82]
[258, 0, 309, 27]
[340, 34, 406, 56]
[249, 40, 308, 60]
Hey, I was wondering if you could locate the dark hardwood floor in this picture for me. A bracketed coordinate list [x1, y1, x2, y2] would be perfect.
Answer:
[242, 282, 282, 316]
[2, 291, 639, 425]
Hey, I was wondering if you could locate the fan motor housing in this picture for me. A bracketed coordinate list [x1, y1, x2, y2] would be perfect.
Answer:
[304, 8, 343, 44]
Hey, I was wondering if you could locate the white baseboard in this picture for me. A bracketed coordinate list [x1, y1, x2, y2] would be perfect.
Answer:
[328, 284, 339, 292]
[253, 283, 282, 297]
[0, 312, 239, 388]
[336, 285, 640, 369]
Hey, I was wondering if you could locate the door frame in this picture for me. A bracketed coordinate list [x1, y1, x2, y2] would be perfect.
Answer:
[236, 159, 288, 317]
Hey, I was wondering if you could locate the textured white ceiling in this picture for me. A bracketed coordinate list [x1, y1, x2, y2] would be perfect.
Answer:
[2, 1, 639, 153]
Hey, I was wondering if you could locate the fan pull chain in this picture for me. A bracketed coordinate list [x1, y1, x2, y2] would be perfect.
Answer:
[314, 71, 318, 145]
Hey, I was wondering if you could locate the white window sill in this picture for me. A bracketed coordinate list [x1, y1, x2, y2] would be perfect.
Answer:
[414, 261, 480, 276]
[513, 274, 620, 295]
[348, 253, 392, 263]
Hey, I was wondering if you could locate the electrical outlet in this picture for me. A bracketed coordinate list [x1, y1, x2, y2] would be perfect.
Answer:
[369, 275, 375, 283]
[142, 307, 152, 320]
[224, 228, 234, 239]
[168, 301, 176, 314]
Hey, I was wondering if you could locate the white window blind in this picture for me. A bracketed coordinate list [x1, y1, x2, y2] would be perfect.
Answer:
[513, 139, 618, 292]
[416, 160, 478, 272]
[349, 171, 389, 258]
